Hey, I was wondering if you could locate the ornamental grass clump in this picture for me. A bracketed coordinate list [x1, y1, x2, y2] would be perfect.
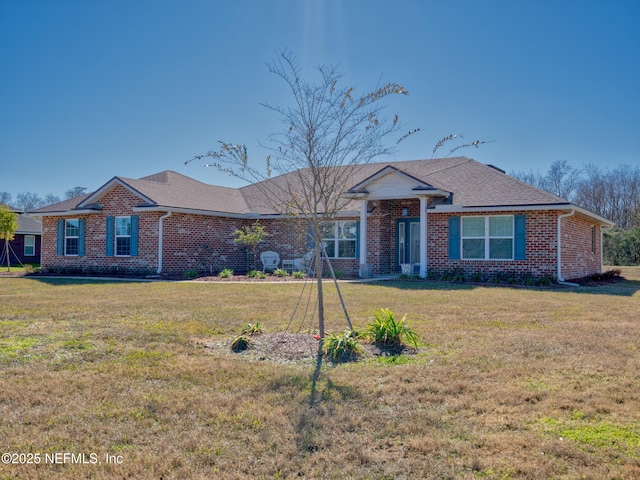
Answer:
[230, 335, 250, 352]
[322, 329, 363, 362]
[240, 322, 264, 336]
[367, 308, 419, 348]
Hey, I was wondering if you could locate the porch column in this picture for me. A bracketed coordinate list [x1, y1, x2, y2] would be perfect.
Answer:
[359, 200, 369, 277]
[419, 196, 427, 278]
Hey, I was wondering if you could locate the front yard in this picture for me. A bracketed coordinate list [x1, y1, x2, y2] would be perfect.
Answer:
[0, 267, 638, 479]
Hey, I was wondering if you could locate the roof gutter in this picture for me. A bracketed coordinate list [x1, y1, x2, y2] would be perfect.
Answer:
[157, 211, 172, 274]
[557, 209, 579, 286]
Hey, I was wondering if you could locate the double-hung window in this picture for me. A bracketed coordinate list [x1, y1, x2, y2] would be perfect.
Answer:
[320, 221, 358, 259]
[115, 216, 132, 256]
[65, 219, 80, 256]
[24, 235, 35, 256]
[462, 215, 514, 260]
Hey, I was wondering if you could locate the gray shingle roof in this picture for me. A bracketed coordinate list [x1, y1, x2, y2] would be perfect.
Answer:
[30, 157, 570, 216]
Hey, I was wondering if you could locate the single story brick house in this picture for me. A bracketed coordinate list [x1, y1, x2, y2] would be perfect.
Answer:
[29, 157, 613, 281]
[1, 207, 42, 265]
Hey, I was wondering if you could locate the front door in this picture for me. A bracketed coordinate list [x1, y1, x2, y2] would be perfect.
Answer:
[397, 219, 421, 272]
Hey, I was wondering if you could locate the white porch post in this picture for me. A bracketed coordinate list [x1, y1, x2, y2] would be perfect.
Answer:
[359, 200, 369, 277]
[419, 196, 427, 278]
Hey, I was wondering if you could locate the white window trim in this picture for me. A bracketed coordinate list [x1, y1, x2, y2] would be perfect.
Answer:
[321, 221, 358, 259]
[24, 235, 35, 256]
[115, 216, 132, 257]
[461, 215, 514, 260]
[64, 219, 79, 256]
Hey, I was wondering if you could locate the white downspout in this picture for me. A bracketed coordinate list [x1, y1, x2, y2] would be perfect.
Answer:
[557, 209, 577, 285]
[419, 196, 427, 278]
[157, 211, 172, 274]
[359, 200, 368, 277]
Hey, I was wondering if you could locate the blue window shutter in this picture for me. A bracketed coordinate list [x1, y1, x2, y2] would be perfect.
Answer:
[449, 216, 461, 260]
[106, 216, 114, 256]
[307, 224, 315, 250]
[514, 214, 526, 260]
[130, 215, 139, 256]
[78, 219, 85, 256]
[57, 219, 64, 256]
[355, 221, 360, 259]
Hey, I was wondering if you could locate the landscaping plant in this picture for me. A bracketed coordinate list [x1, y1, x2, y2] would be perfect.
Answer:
[322, 329, 363, 362]
[367, 308, 419, 348]
[218, 268, 233, 279]
[230, 335, 250, 352]
[247, 270, 268, 279]
[240, 322, 264, 336]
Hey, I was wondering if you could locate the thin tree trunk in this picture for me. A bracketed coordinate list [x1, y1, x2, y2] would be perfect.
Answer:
[4, 239, 10, 272]
[315, 242, 325, 348]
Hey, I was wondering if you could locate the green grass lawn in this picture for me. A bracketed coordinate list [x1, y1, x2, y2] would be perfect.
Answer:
[0, 267, 639, 479]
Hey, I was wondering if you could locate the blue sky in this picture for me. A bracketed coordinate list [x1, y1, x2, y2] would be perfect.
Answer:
[1, 0, 639, 201]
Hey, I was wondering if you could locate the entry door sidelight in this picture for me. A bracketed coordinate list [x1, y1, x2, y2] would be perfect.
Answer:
[397, 219, 421, 271]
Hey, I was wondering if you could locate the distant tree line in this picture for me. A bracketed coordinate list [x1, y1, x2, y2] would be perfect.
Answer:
[0, 187, 87, 211]
[512, 160, 640, 265]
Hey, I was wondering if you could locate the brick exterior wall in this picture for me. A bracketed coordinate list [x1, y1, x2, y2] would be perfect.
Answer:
[41, 187, 162, 275]
[426, 209, 559, 279]
[40, 185, 603, 279]
[560, 213, 602, 280]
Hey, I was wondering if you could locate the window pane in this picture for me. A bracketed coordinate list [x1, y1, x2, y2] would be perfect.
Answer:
[116, 237, 131, 256]
[490, 238, 513, 259]
[338, 240, 356, 258]
[462, 217, 484, 237]
[337, 221, 357, 239]
[489, 216, 512, 237]
[116, 217, 131, 236]
[24, 236, 35, 256]
[66, 219, 79, 236]
[322, 240, 335, 258]
[320, 222, 335, 239]
[66, 238, 78, 255]
[24, 235, 36, 257]
[463, 239, 484, 259]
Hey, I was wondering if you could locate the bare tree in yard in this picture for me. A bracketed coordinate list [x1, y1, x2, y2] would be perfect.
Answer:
[187, 51, 408, 348]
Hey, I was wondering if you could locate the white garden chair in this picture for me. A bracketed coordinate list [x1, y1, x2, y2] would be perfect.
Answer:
[260, 251, 280, 272]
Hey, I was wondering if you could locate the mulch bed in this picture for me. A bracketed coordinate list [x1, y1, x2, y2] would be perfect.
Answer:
[201, 332, 417, 364]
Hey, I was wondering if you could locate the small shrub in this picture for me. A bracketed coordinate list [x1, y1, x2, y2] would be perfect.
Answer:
[184, 269, 198, 279]
[367, 308, 419, 348]
[470, 271, 483, 283]
[451, 270, 467, 283]
[247, 270, 268, 279]
[424, 270, 436, 280]
[241, 322, 264, 336]
[272, 268, 289, 277]
[538, 275, 555, 286]
[292, 270, 306, 279]
[230, 335, 250, 352]
[219, 268, 233, 279]
[322, 330, 363, 362]
[23, 264, 40, 274]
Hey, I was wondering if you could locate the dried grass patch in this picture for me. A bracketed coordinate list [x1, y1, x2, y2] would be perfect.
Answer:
[1, 269, 639, 478]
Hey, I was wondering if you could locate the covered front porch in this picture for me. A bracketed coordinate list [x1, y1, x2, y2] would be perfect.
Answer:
[346, 165, 451, 279]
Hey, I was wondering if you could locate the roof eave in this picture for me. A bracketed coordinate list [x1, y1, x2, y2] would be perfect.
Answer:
[433, 203, 614, 226]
